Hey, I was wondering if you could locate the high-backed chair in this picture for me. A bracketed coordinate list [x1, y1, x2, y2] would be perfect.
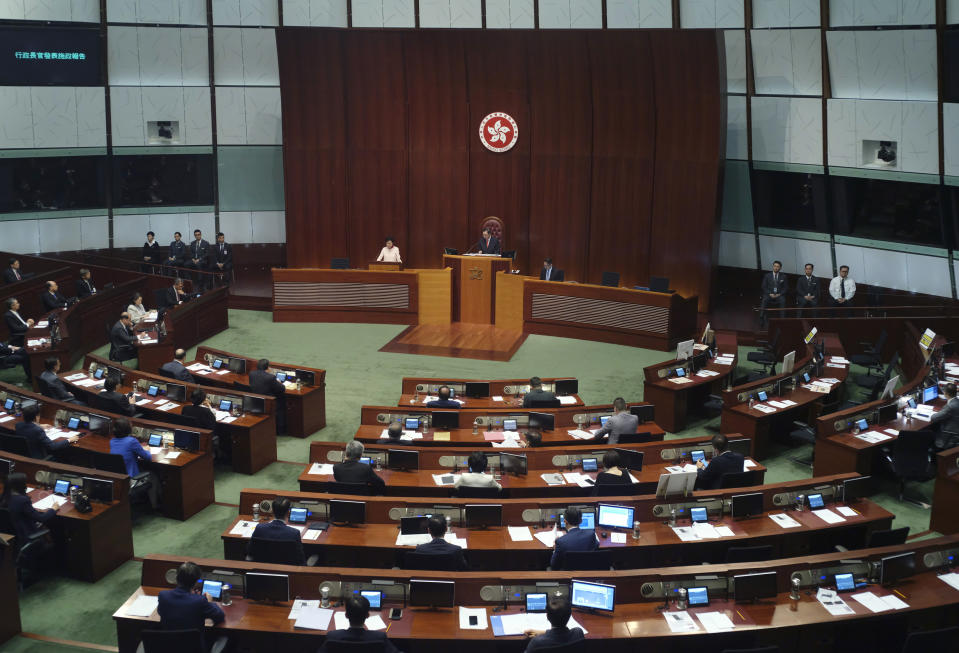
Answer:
[480, 216, 504, 247]
[325, 641, 388, 652]
[326, 481, 374, 496]
[403, 551, 464, 571]
[453, 485, 502, 498]
[561, 550, 613, 571]
[139, 628, 227, 653]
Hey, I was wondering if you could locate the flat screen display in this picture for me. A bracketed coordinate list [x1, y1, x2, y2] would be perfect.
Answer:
[275, 372, 287, 382]
[288, 508, 307, 523]
[148, 433, 162, 447]
[581, 458, 598, 472]
[202, 580, 223, 599]
[570, 580, 615, 612]
[54, 479, 70, 495]
[3, 399, 14, 411]
[405, 417, 420, 430]
[360, 590, 382, 609]
[218, 399, 232, 412]
[245, 572, 289, 602]
[807, 493, 825, 509]
[409, 579, 455, 608]
[757, 391, 768, 402]
[690, 450, 705, 464]
[597, 504, 634, 529]
[147, 385, 159, 397]
[212, 359, 223, 369]
[855, 418, 868, 431]
[690, 507, 707, 523]
[734, 571, 778, 602]
[835, 573, 855, 592]
[503, 419, 517, 432]
[526, 592, 547, 612]
[687, 586, 709, 606]
[923, 385, 939, 404]
[67, 417, 80, 429]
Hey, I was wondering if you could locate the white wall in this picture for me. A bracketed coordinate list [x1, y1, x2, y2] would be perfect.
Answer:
[751, 29, 821, 96]
[835, 243, 951, 297]
[0, 216, 109, 253]
[752, 0, 819, 27]
[484, 0, 534, 28]
[112, 212, 216, 248]
[214, 0, 280, 25]
[0, 0, 99, 21]
[725, 30, 746, 94]
[758, 235, 832, 276]
[826, 30, 937, 101]
[829, 0, 934, 26]
[106, 0, 207, 24]
[718, 230, 756, 269]
[750, 96, 823, 165]
[215, 87, 282, 145]
[0, 87, 106, 149]
[418, 0, 482, 27]
[110, 87, 212, 146]
[108, 27, 210, 86]
[351, 0, 415, 27]
[537, 0, 602, 28]
[214, 28, 280, 86]
[679, 0, 744, 28]
[945, 104, 959, 178]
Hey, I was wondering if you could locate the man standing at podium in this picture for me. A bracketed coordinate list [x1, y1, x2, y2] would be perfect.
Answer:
[474, 227, 501, 255]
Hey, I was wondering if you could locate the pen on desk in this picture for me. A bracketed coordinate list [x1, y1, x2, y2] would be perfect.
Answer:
[893, 589, 906, 600]
[736, 610, 745, 621]
[385, 623, 391, 633]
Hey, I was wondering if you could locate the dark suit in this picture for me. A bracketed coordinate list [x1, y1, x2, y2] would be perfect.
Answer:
[550, 526, 598, 570]
[3, 267, 22, 284]
[523, 388, 557, 408]
[250, 368, 287, 434]
[4, 311, 30, 347]
[4, 493, 56, 544]
[414, 537, 467, 570]
[109, 320, 137, 362]
[248, 519, 306, 565]
[185, 239, 210, 288]
[425, 398, 459, 408]
[17, 421, 69, 460]
[98, 390, 135, 416]
[39, 370, 74, 402]
[160, 360, 195, 382]
[165, 240, 187, 268]
[539, 266, 565, 282]
[142, 240, 160, 265]
[595, 471, 631, 485]
[760, 271, 788, 326]
[157, 587, 225, 634]
[333, 459, 386, 493]
[591, 412, 639, 445]
[931, 397, 959, 450]
[76, 279, 96, 299]
[182, 404, 216, 430]
[475, 236, 501, 255]
[210, 242, 233, 270]
[165, 286, 187, 307]
[695, 450, 745, 490]
[319, 628, 400, 653]
[795, 274, 819, 315]
[41, 291, 67, 311]
[525, 626, 585, 652]
[1, 341, 30, 378]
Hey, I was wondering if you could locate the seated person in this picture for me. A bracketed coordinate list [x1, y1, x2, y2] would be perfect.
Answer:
[110, 417, 159, 509]
[166, 278, 188, 307]
[3, 257, 23, 284]
[523, 376, 556, 407]
[160, 348, 195, 382]
[524, 594, 585, 652]
[524, 423, 543, 447]
[4, 297, 34, 346]
[539, 257, 565, 282]
[182, 389, 217, 430]
[332, 440, 386, 493]
[157, 561, 226, 647]
[595, 450, 631, 485]
[591, 397, 639, 445]
[694, 434, 745, 491]
[16, 402, 77, 460]
[40, 280, 67, 311]
[249, 358, 287, 435]
[108, 312, 138, 363]
[98, 374, 135, 416]
[550, 506, 598, 570]
[413, 516, 467, 570]
[247, 497, 305, 565]
[127, 292, 149, 324]
[380, 420, 404, 442]
[1, 339, 30, 379]
[931, 382, 959, 451]
[319, 595, 400, 653]
[426, 385, 459, 408]
[0, 472, 57, 547]
[453, 451, 502, 491]
[39, 357, 83, 404]
[76, 268, 97, 299]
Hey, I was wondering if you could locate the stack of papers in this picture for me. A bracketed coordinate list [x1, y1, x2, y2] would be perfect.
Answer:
[288, 600, 320, 620]
[333, 612, 385, 631]
[811, 508, 845, 524]
[830, 357, 850, 365]
[155, 402, 177, 411]
[32, 495, 67, 511]
[804, 382, 833, 393]
[540, 473, 566, 486]
[714, 354, 734, 365]
[0, 415, 13, 424]
[229, 521, 257, 538]
[187, 363, 209, 371]
[125, 595, 159, 617]
[508, 526, 534, 542]
[743, 459, 758, 469]
[65, 373, 87, 381]
[663, 611, 699, 632]
[665, 464, 698, 473]
[74, 378, 102, 387]
[491, 613, 588, 636]
[769, 513, 801, 528]
[836, 506, 858, 517]
[444, 532, 467, 548]
[432, 473, 460, 486]
[671, 526, 701, 542]
[753, 404, 776, 414]
[668, 377, 694, 384]
[697, 611, 734, 632]
[855, 431, 892, 444]
[938, 573, 959, 590]
[459, 607, 488, 630]
[534, 529, 557, 547]
[561, 472, 595, 488]
[567, 429, 595, 440]
[396, 533, 432, 546]
[557, 396, 577, 405]
[309, 463, 334, 475]
[400, 432, 423, 441]
[483, 432, 505, 442]
[851, 592, 908, 612]
[816, 588, 854, 616]
[696, 369, 720, 377]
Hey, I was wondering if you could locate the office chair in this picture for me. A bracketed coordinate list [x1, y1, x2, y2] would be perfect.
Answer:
[649, 276, 670, 293]
[453, 485, 502, 498]
[526, 397, 561, 408]
[615, 431, 656, 444]
[850, 329, 888, 372]
[787, 400, 833, 467]
[139, 628, 227, 653]
[883, 429, 936, 508]
[92, 451, 155, 510]
[560, 550, 613, 571]
[61, 446, 95, 468]
[325, 642, 387, 653]
[246, 537, 319, 566]
[326, 481, 374, 496]
[746, 328, 780, 376]
[535, 641, 587, 652]
[600, 271, 620, 287]
[0, 434, 30, 457]
[330, 257, 350, 270]
[501, 249, 516, 260]
[34, 375, 53, 398]
[718, 470, 761, 489]
[403, 551, 464, 571]
[854, 351, 899, 401]
[724, 545, 773, 563]
[901, 626, 959, 653]
[152, 288, 169, 310]
[593, 483, 639, 497]
[0, 507, 53, 589]
[866, 526, 909, 548]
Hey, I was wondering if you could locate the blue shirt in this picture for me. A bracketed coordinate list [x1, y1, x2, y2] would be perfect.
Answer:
[109, 435, 151, 477]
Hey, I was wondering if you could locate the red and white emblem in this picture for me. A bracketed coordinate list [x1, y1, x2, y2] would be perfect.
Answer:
[479, 112, 518, 153]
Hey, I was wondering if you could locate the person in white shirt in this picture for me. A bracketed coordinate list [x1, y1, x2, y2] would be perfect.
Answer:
[829, 265, 856, 308]
[376, 237, 402, 264]
[453, 451, 502, 490]
[127, 292, 148, 324]
[3, 298, 34, 347]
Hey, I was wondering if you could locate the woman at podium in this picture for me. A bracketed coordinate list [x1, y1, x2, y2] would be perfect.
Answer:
[376, 236, 402, 263]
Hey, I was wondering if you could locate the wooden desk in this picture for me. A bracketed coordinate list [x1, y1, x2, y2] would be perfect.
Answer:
[0, 452, 132, 582]
[643, 332, 738, 432]
[272, 268, 419, 325]
[359, 402, 656, 429]
[136, 287, 230, 373]
[401, 376, 579, 397]
[189, 345, 327, 438]
[0, 533, 20, 646]
[349, 423, 664, 448]
[398, 393, 584, 409]
[931, 444, 959, 534]
[442, 254, 512, 324]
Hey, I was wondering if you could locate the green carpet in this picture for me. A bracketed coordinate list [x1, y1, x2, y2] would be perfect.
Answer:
[0, 310, 939, 651]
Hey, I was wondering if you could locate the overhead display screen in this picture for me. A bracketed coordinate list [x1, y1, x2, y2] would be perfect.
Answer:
[0, 26, 102, 85]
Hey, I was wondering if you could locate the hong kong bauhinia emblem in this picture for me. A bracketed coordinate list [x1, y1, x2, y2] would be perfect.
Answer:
[479, 112, 518, 153]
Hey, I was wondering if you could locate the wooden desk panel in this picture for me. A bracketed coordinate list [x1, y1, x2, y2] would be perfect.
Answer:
[0, 533, 21, 646]
[442, 254, 512, 324]
[271, 268, 419, 324]
[350, 423, 665, 448]
[400, 376, 578, 397]
[931, 444, 959, 535]
[359, 402, 655, 428]
[137, 287, 230, 373]
[397, 393, 584, 409]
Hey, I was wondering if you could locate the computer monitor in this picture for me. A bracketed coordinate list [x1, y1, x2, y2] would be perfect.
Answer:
[228, 358, 247, 374]
[465, 504, 502, 529]
[560, 511, 595, 531]
[599, 415, 611, 428]
[500, 453, 527, 476]
[404, 417, 420, 431]
[581, 458, 598, 472]
[294, 369, 315, 386]
[93, 367, 105, 380]
[431, 411, 459, 429]
[503, 419, 518, 432]
[54, 479, 70, 495]
[2, 398, 15, 411]
[528, 412, 554, 431]
[727, 438, 752, 457]
[387, 449, 419, 471]
[400, 516, 429, 535]
[288, 507, 308, 524]
[687, 586, 709, 606]
[842, 476, 873, 502]
[807, 493, 825, 509]
[649, 276, 669, 293]
[218, 399, 232, 412]
[629, 404, 655, 423]
[87, 414, 111, 435]
[329, 499, 366, 525]
[676, 339, 695, 361]
[781, 350, 796, 374]
[597, 504, 634, 529]
[165, 383, 186, 402]
[67, 417, 80, 430]
[731, 492, 764, 519]
[409, 579, 455, 609]
[554, 379, 578, 396]
[877, 402, 898, 423]
[274, 371, 287, 383]
[690, 506, 708, 523]
[464, 382, 490, 398]
[147, 385, 159, 397]
[880, 375, 900, 400]
[922, 385, 939, 404]
[444, 247, 458, 255]
[82, 477, 114, 503]
[360, 590, 382, 609]
[201, 580, 223, 600]
[526, 592, 547, 612]
[691, 352, 709, 373]
[879, 552, 916, 586]
[613, 448, 644, 472]
[834, 573, 855, 592]
[173, 429, 200, 452]
[212, 358, 225, 369]
[245, 573, 289, 602]
[733, 571, 777, 602]
[570, 580, 615, 613]
[107, 366, 125, 383]
[242, 395, 265, 414]
[148, 433, 162, 447]
[0, 458, 11, 480]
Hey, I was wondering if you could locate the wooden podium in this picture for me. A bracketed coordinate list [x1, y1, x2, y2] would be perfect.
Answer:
[443, 254, 511, 324]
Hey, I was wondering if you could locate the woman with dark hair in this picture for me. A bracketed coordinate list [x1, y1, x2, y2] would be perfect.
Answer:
[0, 472, 57, 543]
[376, 236, 402, 264]
[595, 450, 630, 485]
[126, 291, 148, 324]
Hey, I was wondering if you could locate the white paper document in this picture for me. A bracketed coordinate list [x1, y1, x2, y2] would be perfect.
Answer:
[753, 404, 776, 414]
[672, 526, 701, 542]
[816, 588, 855, 616]
[836, 506, 858, 517]
[288, 600, 320, 620]
[187, 363, 208, 371]
[32, 494, 66, 511]
[309, 463, 334, 476]
[663, 611, 700, 633]
[769, 513, 801, 528]
[497, 613, 546, 636]
[459, 607, 488, 630]
[557, 396, 576, 405]
[156, 402, 177, 411]
[610, 532, 626, 544]
[540, 473, 566, 486]
[850, 592, 893, 613]
[534, 529, 557, 548]
[767, 400, 790, 409]
[508, 526, 534, 542]
[697, 611, 734, 632]
[303, 529, 322, 541]
[879, 595, 909, 610]
[715, 526, 735, 537]
[492, 396, 504, 402]
[65, 373, 87, 381]
[332, 611, 381, 631]
[432, 473, 459, 486]
[125, 595, 159, 617]
[691, 522, 720, 539]
[0, 415, 12, 424]
[229, 520, 257, 538]
[396, 533, 432, 546]
[713, 358, 733, 365]
[811, 508, 845, 524]
[165, 451, 181, 460]
[567, 429, 594, 440]
[743, 459, 758, 469]
[444, 533, 467, 549]
[884, 429, 899, 436]
[938, 573, 959, 590]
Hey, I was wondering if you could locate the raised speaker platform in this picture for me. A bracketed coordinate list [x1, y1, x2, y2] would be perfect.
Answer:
[379, 323, 527, 362]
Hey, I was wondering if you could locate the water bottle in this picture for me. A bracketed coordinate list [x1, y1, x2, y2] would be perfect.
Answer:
[252, 503, 260, 521]
[669, 509, 677, 527]
[70, 486, 78, 504]
[795, 494, 805, 512]
[445, 514, 452, 533]
[320, 586, 330, 608]
[677, 587, 688, 610]
[748, 396, 755, 409]
[632, 521, 641, 540]
[790, 577, 801, 600]
[221, 584, 232, 606]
